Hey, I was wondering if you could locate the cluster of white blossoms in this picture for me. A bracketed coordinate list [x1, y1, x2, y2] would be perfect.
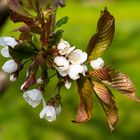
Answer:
[0, 36, 18, 81]
[0, 37, 61, 122]
[54, 40, 105, 89]
[0, 37, 105, 122]
[54, 40, 88, 89]
[23, 89, 61, 122]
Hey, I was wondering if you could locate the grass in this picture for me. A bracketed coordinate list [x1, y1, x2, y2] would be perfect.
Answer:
[0, 0, 140, 140]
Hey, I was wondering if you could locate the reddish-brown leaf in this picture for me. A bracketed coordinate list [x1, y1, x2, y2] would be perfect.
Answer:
[10, 12, 35, 25]
[86, 7, 115, 61]
[108, 72, 139, 102]
[8, 0, 31, 16]
[93, 81, 118, 131]
[73, 76, 93, 123]
[90, 66, 139, 102]
[89, 66, 112, 81]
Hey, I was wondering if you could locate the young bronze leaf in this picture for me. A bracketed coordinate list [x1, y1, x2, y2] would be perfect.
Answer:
[10, 12, 35, 25]
[89, 66, 111, 81]
[108, 72, 140, 102]
[93, 81, 118, 131]
[8, 0, 32, 16]
[73, 76, 93, 123]
[90, 66, 139, 102]
[86, 7, 115, 61]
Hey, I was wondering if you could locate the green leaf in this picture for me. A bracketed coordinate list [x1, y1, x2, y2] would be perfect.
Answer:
[73, 76, 93, 123]
[55, 16, 69, 28]
[86, 7, 115, 61]
[93, 81, 118, 131]
[51, 30, 64, 46]
[9, 44, 35, 60]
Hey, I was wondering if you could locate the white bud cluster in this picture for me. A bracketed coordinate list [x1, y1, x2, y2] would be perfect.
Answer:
[23, 88, 61, 122]
[0, 37, 18, 81]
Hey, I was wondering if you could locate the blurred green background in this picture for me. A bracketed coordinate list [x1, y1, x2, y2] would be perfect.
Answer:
[1, 0, 140, 140]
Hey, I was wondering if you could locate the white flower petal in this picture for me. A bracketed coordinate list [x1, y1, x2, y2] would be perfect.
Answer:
[1, 47, 11, 57]
[23, 89, 42, 108]
[20, 82, 26, 91]
[0, 37, 7, 47]
[54, 56, 69, 71]
[3, 36, 18, 47]
[40, 107, 47, 119]
[57, 40, 70, 55]
[90, 57, 104, 70]
[10, 74, 16, 82]
[81, 65, 88, 76]
[55, 105, 61, 116]
[0, 36, 18, 48]
[40, 105, 56, 122]
[2, 59, 18, 74]
[56, 67, 68, 77]
[68, 49, 87, 64]
[65, 80, 71, 89]
[67, 64, 84, 80]
[66, 46, 75, 55]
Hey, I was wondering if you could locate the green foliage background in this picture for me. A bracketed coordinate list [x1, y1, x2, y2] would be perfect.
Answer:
[0, 0, 140, 140]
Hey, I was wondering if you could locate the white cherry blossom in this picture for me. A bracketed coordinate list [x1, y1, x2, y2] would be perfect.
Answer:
[68, 49, 87, 64]
[2, 59, 18, 74]
[54, 56, 69, 71]
[90, 57, 104, 70]
[67, 64, 87, 80]
[0, 36, 18, 58]
[0, 36, 18, 48]
[40, 105, 56, 122]
[57, 40, 70, 55]
[23, 89, 42, 108]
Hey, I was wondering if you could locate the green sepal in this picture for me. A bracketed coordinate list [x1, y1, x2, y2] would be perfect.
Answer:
[9, 43, 36, 60]
[51, 30, 64, 46]
[55, 16, 69, 28]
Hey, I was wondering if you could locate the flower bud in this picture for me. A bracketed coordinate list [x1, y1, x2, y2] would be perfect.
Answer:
[37, 77, 44, 84]
[23, 89, 42, 108]
[40, 105, 56, 122]
[20, 76, 36, 91]
[0, 47, 10, 58]
[10, 74, 17, 82]
[2, 59, 18, 74]
[90, 58, 104, 70]
[0, 36, 18, 48]
[55, 105, 62, 116]
[57, 40, 70, 55]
